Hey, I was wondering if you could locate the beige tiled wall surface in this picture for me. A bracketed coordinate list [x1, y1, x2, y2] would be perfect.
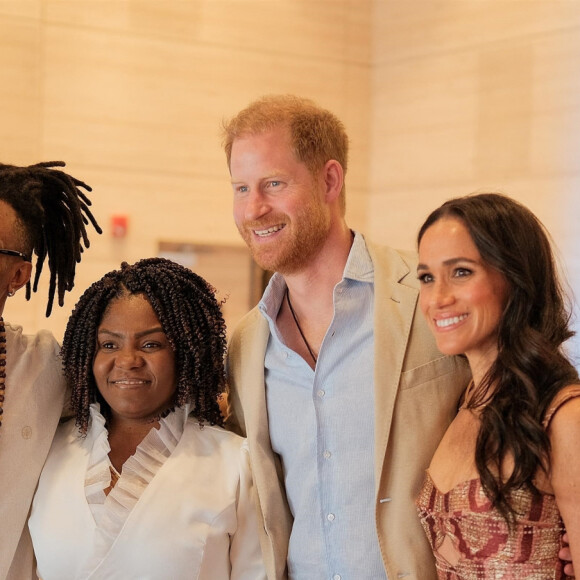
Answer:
[1, 0, 579, 362]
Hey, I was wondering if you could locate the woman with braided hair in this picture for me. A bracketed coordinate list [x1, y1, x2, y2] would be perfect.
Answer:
[29, 258, 265, 579]
[0, 161, 100, 580]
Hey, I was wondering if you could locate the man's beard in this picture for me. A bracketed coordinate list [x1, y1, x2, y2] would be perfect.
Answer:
[238, 201, 330, 275]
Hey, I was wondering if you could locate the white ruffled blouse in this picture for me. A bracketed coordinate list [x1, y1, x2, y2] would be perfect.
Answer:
[29, 404, 265, 580]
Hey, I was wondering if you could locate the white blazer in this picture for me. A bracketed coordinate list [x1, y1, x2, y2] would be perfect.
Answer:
[0, 323, 65, 580]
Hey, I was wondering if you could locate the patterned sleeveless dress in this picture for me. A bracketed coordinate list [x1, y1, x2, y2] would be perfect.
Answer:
[415, 387, 580, 580]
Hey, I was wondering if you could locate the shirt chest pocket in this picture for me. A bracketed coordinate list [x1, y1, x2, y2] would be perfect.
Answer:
[399, 355, 469, 392]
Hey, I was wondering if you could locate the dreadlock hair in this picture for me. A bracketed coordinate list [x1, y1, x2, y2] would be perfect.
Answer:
[417, 193, 579, 523]
[61, 258, 227, 435]
[0, 161, 101, 316]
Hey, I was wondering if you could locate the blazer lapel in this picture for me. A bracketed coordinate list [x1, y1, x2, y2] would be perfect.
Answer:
[237, 312, 272, 456]
[236, 311, 290, 511]
[0, 329, 65, 578]
[368, 243, 420, 490]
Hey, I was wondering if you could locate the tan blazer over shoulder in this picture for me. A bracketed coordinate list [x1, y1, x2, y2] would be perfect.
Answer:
[0, 323, 66, 580]
[226, 239, 471, 580]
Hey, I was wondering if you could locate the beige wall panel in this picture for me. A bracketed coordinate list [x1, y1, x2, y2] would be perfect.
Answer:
[371, 50, 478, 190]
[0, 1, 41, 18]
[42, 24, 369, 181]
[527, 28, 580, 175]
[330, 63, 371, 198]
[475, 43, 534, 179]
[344, 186, 368, 233]
[368, 176, 575, 250]
[373, 0, 580, 63]
[371, 30, 580, 191]
[45, 0, 371, 64]
[42, 24, 232, 178]
[0, 16, 43, 163]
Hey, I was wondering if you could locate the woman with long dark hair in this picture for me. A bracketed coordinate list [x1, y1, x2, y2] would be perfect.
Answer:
[415, 193, 579, 579]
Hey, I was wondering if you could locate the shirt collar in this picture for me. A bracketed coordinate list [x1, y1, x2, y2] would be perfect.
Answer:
[343, 231, 374, 283]
[259, 231, 374, 320]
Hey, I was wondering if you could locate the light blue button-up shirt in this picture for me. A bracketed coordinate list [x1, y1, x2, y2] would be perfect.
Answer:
[260, 233, 387, 580]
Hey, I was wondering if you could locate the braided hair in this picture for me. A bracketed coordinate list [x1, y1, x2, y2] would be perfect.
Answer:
[61, 258, 227, 434]
[0, 161, 101, 316]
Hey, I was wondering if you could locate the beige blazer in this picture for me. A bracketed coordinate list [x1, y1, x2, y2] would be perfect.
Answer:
[227, 239, 471, 580]
[0, 324, 66, 580]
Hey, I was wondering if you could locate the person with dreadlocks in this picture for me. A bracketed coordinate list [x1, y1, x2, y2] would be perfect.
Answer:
[0, 161, 100, 580]
[28, 258, 265, 579]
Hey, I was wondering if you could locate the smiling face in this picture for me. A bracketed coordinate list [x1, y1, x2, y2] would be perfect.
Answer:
[93, 293, 176, 424]
[418, 217, 509, 374]
[230, 126, 331, 274]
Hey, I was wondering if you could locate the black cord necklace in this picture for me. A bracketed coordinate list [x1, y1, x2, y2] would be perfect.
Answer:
[285, 287, 317, 365]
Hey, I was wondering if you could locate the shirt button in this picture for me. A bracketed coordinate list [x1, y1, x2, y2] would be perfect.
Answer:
[22, 426, 32, 439]
[317, 389, 325, 398]
[283, 351, 289, 359]
[323, 450, 332, 459]
[327, 513, 335, 521]
[334, 575, 342, 580]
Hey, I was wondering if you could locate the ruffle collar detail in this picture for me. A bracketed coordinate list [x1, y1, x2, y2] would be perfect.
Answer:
[80, 404, 188, 574]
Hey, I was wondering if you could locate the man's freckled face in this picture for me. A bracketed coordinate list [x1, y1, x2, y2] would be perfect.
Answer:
[230, 127, 330, 275]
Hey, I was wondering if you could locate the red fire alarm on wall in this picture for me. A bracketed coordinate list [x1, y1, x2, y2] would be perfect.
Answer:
[111, 215, 129, 238]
